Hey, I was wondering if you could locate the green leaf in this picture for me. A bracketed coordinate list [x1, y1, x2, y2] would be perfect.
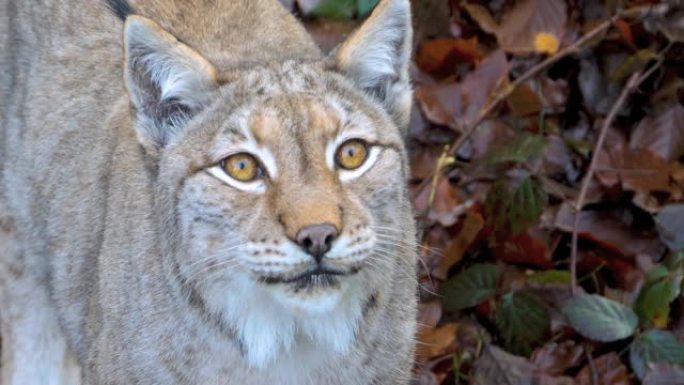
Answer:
[482, 134, 547, 165]
[527, 270, 572, 285]
[441, 264, 501, 311]
[647, 266, 671, 283]
[509, 177, 547, 233]
[611, 49, 660, 82]
[356, 0, 379, 17]
[485, 176, 547, 236]
[312, 0, 355, 19]
[630, 330, 684, 380]
[562, 294, 638, 342]
[494, 291, 550, 356]
[636, 266, 682, 328]
[636, 279, 675, 328]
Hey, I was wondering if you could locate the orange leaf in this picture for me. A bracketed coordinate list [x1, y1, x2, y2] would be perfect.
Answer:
[534, 32, 560, 54]
[416, 37, 480, 74]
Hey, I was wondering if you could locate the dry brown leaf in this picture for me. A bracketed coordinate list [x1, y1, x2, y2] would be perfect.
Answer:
[417, 301, 443, 331]
[458, 120, 516, 160]
[461, 4, 498, 35]
[463, 0, 567, 54]
[428, 177, 462, 227]
[416, 50, 508, 132]
[554, 203, 666, 258]
[643, 363, 684, 385]
[415, 37, 480, 74]
[492, 227, 554, 269]
[531, 341, 584, 375]
[416, 323, 459, 359]
[507, 83, 542, 117]
[575, 352, 629, 385]
[472, 345, 574, 385]
[630, 103, 684, 162]
[432, 210, 484, 280]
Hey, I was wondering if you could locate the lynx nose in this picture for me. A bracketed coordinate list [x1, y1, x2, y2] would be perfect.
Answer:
[295, 223, 339, 263]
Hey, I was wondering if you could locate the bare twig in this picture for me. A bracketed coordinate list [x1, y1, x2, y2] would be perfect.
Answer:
[411, 3, 671, 206]
[411, 14, 618, 202]
[569, 51, 667, 295]
[584, 343, 600, 385]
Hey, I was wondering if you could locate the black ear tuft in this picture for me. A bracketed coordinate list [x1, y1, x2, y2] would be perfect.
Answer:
[105, 0, 134, 21]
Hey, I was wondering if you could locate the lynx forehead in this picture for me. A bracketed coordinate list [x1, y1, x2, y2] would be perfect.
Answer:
[0, 0, 418, 384]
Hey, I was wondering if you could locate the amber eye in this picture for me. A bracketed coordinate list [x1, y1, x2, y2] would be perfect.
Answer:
[335, 139, 369, 170]
[221, 153, 262, 182]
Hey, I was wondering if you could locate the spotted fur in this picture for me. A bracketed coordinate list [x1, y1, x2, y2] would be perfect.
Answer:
[0, 0, 417, 384]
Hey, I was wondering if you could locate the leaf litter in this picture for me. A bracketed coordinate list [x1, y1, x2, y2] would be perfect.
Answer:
[293, 0, 684, 383]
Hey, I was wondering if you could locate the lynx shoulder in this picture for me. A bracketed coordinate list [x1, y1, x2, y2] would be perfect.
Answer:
[0, 0, 417, 384]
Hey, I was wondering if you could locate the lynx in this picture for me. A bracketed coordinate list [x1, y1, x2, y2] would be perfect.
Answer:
[0, 0, 417, 383]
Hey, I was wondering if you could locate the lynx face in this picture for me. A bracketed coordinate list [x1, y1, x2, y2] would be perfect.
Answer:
[172, 62, 406, 304]
[122, 0, 413, 368]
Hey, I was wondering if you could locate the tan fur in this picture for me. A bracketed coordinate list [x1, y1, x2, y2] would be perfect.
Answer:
[0, 0, 417, 384]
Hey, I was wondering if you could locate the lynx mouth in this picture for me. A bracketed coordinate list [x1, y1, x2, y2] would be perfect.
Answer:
[260, 266, 360, 291]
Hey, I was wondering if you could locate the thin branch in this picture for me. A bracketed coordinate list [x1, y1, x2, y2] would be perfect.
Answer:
[569, 51, 667, 295]
[584, 343, 600, 385]
[411, 14, 617, 202]
[411, 3, 671, 205]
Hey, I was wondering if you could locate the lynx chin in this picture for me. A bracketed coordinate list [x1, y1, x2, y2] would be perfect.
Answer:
[0, 0, 418, 384]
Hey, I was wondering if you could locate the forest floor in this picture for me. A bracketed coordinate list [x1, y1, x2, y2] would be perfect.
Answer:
[288, 0, 684, 384]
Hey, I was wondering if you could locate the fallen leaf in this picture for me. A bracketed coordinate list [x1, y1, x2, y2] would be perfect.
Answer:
[562, 294, 638, 342]
[409, 145, 442, 181]
[542, 135, 581, 183]
[554, 202, 666, 258]
[643, 363, 684, 385]
[656, 204, 684, 251]
[461, 3, 498, 35]
[615, 18, 635, 46]
[472, 345, 574, 385]
[578, 58, 622, 115]
[636, 265, 682, 328]
[495, 290, 550, 355]
[416, 50, 509, 132]
[417, 301, 443, 331]
[415, 37, 480, 75]
[630, 329, 684, 380]
[441, 263, 500, 312]
[458, 120, 516, 160]
[630, 104, 684, 162]
[506, 83, 543, 117]
[417, 323, 459, 359]
[464, 0, 567, 54]
[433, 210, 484, 280]
[485, 175, 548, 237]
[575, 352, 630, 385]
[596, 125, 678, 195]
[428, 177, 463, 227]
[492, 229, 554, 269]
[531, 340, 584, 375]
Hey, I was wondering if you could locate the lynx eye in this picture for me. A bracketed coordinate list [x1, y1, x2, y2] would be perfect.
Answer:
[335, 139, 369, 170]
[221, 153, 262, 182]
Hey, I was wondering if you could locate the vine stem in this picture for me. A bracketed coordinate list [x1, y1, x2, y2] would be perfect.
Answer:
[569, 56, 666, 295]
[412, 3, 670, 214]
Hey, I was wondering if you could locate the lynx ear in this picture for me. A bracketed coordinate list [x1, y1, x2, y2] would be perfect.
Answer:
[123, 16, 217, 149]
[334, 0, 413, 130]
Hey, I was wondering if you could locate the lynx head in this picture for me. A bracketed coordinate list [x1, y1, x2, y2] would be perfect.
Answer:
[122, 0, 415, 367]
